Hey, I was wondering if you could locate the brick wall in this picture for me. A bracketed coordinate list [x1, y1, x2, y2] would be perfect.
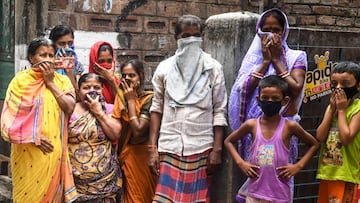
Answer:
[245, 0, 360, 32]
[47, 1, 360, 77]
[47, 0, 242, 88]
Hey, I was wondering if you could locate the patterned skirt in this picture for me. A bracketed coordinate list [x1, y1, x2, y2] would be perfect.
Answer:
[153, 151, 211, 203]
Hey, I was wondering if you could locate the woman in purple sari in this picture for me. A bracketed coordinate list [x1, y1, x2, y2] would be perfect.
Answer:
[228, 8, 307, 200]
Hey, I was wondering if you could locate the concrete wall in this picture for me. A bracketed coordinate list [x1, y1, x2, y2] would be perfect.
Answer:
[204, 12, 259, 202]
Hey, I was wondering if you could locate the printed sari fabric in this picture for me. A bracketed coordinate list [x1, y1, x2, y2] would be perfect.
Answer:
[68, 104, 122, 202]
[113, 90, 157, 203]
[88, 41, 120, 104]
[1, 68, 77, 203]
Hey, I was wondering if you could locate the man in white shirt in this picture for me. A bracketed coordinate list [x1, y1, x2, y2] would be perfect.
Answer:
[148, 14, 228, 203]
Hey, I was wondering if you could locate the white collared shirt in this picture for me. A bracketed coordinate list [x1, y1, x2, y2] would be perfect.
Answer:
[150, 53, 228, 156]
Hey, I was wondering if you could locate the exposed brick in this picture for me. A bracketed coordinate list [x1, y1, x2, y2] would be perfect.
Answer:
[183, 2, 207, 19]
[320, 0, 339, 5]
[216, 0, 240, 5]
[49, 0, 68, 10]
[303, 0, 320, 3]
[130, 34, 158, 50]
[116, 50, 142, 64]
[336, 17, 353, 27]
[131, 0, 157, 16]
[117, 32, 133, 49]
[158, 34, 177, 50]
[48, 11, 78, 29]
[338, 0, 350, 5]
[312, 6, 331, 15]
[317, 15, 336, 25]
[186, 0, 216, 3]
[355, 18, 360, 27]
[292, 5, 312, 14]
[248, 1, 261, 7]
[74, 0, 108, 13]
[157, 1, 183, 18]
[168, 18, 178, 34]
[283, 0, 299, 3]
[282, 5, 292, 14]
[116, 15, 143, 33]
[331, 7, 357, 17]
[107, 1, 128, 14]
[144, 17, 169, 34]
[207, 4, 230, 17]
[75, 14, 88, 30]
[88, 15, 115, 32]
[229, 5, 242, 13]
[287, 15, 297, 25]
[299, 15, 316, 25]
[143, 51, 169, 63]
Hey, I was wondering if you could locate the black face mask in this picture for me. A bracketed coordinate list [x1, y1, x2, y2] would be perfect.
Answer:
[258, 100, 282, 117]
[343, 85, 358, 100]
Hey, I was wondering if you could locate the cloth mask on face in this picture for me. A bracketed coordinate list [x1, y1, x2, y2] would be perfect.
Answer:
[342, 85, 358, 100]
[166, 36, 211, 105]
[96, 62, 112, 69]
[258, 100, 282, 117]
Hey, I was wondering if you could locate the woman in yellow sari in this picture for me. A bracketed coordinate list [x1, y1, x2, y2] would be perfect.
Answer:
[1, 37, 77, 202]
[68, 73, 122, 202]
[113, 59, 157, 202]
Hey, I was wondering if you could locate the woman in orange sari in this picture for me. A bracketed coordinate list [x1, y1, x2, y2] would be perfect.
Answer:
[1, 37, 77, 202]
[113, 59, 157, 202]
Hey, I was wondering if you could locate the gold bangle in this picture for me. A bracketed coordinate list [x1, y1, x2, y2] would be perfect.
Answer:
[147, 144, 157, 148]
[139, 114, 150, 120]
[129, 116, 138, 121]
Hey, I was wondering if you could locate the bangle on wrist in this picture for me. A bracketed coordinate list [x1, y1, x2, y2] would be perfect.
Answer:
[281, 72, 290, 78]
[278, 70, 289, 78]
[147, 144, 157, 148]
[129, 116, 138, 121]
[251, 71, 264, 80]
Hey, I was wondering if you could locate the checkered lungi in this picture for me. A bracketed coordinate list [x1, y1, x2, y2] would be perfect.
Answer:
[153, 150, 211, 203]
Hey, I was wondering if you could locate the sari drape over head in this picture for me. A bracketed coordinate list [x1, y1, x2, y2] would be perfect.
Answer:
[112, 90, 157, 203]
[88, 41, 120, 104]
[228, 8, 307, 162]
[68, 103, 122, 202]
[1, 68, 77, 203]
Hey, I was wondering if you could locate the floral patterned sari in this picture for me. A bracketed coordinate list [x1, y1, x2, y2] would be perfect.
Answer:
[68, 104, 122, 202]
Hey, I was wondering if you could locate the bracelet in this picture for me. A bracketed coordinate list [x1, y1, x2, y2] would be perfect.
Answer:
[278, 70, 289, 77]
[251, 72, 263, 80]
[281, 72, 290, 78]
[129, 116, 138, 121]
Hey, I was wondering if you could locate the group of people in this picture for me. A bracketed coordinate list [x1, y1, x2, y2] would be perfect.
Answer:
[1, 8, 360, 203]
